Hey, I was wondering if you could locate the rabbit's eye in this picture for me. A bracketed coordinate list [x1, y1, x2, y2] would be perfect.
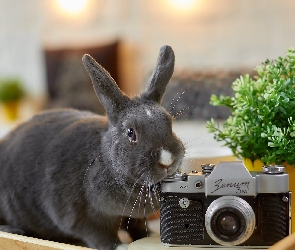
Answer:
[127, 128, 137, 143]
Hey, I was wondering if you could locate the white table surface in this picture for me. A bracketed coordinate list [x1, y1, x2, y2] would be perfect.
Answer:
[128, 234, 267, 250]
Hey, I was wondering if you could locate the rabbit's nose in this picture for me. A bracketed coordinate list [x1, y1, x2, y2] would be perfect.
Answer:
[159, 163, 170, 169]
[159, 149, 173, 169]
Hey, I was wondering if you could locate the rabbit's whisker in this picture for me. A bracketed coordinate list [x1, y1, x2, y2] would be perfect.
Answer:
[172, 137, 200, 163]
[183, 136, 201, 147]
[135, 182, 144, 221]
[172, 105, 194, 120]
[143, 181, 149, 237]
[169, 90, 186, 114]
[115, 176, 146, 248]
[169, 82, 195, 117]
[118, 171, 147, 233]
[132, 173, 154, 229]
[120, 171, 146, 216]
[145, 174, 156, 214]
[82, 157, 98, 185]
[126, 181, 146, 231]
[150, 179, 160, 208]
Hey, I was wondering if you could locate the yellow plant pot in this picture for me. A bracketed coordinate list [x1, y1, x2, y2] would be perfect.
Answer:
[2, 101, 19, 121]
[243, 158, 295, 233]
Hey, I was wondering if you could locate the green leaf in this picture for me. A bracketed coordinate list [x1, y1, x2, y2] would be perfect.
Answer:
[207, 48, 295, 165]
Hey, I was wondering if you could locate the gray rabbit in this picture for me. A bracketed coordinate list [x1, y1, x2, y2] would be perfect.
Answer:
[0, 45, 185, 249]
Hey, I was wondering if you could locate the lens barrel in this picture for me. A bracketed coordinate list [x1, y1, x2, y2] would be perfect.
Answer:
[205, 196, 255, 246]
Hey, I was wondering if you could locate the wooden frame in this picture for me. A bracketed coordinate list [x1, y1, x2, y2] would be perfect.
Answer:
[0, 231, 92, 250]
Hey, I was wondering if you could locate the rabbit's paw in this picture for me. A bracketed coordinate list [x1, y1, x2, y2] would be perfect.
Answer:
[0, 225, 25, 235]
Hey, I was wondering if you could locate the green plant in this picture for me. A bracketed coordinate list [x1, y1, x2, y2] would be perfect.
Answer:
[206, 48, 295, 165]
[0, 78, 25, 102]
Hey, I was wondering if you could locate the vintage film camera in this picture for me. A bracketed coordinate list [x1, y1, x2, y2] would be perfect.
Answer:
[160, 161, 291, 247]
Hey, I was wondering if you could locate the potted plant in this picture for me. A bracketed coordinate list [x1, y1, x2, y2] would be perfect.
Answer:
[0, 78, 25, 121]
[206, 48, 295, 231]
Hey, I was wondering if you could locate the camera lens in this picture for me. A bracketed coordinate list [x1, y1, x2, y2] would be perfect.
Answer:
[216, 212, 239, 236]
[205, 196, 255, 246]
[209, 207, 245, 243]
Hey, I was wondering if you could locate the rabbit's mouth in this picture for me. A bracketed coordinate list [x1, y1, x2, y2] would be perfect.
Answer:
[125, 144, 184, 185]
[153, 160, 181, 184]
[156, 148, 180, 171]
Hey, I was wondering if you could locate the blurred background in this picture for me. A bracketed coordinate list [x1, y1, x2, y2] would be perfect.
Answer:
[1, 0, 294, 233]
[0, 0, 295, 127]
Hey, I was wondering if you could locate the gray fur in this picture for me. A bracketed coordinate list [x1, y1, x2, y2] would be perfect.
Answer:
[0, 45, 185, 249]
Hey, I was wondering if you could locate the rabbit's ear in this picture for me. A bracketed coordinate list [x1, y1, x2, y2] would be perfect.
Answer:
[82, 54, 130, 123]
[141, 45, 175, 103]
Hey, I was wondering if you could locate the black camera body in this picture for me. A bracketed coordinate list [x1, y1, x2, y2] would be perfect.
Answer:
[160, 161, 291, 247]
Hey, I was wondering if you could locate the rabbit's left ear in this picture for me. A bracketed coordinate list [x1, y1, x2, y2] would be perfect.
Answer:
[82, 54, 130, 124]
[141, 45, 175, 103]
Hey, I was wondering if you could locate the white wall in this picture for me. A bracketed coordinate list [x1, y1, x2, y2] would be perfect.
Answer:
[1, 0, 295, 97]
